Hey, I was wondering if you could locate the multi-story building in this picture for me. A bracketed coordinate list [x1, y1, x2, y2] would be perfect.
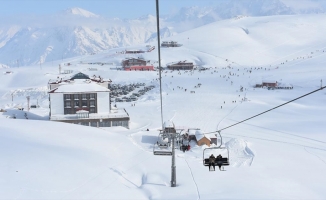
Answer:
[167, 61, 194, 70]
[121, 58, 154, 71]
[48, 72, 130, 128]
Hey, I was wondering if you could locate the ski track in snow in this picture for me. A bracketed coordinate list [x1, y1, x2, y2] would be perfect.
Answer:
[224, 133, 326, 152]
[304, 147, 326, 165]
[226, 119, 326, 145]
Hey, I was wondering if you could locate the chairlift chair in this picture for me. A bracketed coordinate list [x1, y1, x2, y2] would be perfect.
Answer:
[202, 131, 230, 171]
[153, 129, 172, 156]
[203, 147, 230, 171]
[153, 121, 182, 156]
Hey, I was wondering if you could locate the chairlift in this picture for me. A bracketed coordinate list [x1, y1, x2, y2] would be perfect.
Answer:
[153, 121, 182, 156]
[153, 130, 172, 156]
[202, 131, 230, 171]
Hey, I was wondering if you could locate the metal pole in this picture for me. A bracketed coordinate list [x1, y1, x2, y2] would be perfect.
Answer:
[155, 0, 164, 130]
[26, 96, 30, 111]
[171, 132, 176, 187]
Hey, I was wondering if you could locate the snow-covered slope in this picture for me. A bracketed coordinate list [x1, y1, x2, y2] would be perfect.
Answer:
[1, 14, 326, 199]
[166, 0, 325, 27]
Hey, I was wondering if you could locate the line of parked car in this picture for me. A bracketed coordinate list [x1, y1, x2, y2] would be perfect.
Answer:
[109, 83, 155, 102]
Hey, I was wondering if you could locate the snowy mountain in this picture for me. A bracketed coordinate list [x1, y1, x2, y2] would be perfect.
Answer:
[0, 0, 325, 66]
[0, 16, 159, 66]
[61, 7, 99, 18]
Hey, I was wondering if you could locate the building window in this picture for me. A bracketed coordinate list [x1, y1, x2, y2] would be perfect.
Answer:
[90, 107, 96, 113]
[74, 94, 79, 100]
[82, 100, 87, 107]
[90, 100, 95, 107]
[74, 101, 80, 107]
[99, 121, 111, 127]
[64, 108, 71, 115]
[64, 101, 71, 108]
[90, 93, 95, 99]
[64, 94, 71, 100]
[79, 121, 89, 126]
[82, 94, 87, 100]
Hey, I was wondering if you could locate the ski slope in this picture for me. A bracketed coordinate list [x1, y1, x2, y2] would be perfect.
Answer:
[1, 14, 326, 199]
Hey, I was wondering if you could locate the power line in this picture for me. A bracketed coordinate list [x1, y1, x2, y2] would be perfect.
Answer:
[204, 86, 326, 134]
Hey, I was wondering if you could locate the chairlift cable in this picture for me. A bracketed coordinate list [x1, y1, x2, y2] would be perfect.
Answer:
[204, 86, 326, 134]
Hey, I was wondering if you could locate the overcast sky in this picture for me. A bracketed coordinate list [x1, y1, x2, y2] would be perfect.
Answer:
[0, 0, 217, 19]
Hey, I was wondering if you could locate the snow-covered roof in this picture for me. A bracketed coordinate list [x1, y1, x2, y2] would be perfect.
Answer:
[163, 120, 175, 128]
[195, 130, 211, 141]
[50, 108, 128, 121]
[262, 80, 277, 83]
[51, 82, 109, 93]
[188, 129, 199, 135]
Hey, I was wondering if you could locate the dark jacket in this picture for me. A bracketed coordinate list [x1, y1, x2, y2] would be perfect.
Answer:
[209, 155, 215, 163]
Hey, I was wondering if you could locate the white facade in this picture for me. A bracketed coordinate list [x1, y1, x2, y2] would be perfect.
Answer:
[97, 92, 110, 114]
[49, 93, 64, 115]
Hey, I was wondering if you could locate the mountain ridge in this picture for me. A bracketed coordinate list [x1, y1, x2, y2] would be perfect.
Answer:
[0, 0, 325, 66]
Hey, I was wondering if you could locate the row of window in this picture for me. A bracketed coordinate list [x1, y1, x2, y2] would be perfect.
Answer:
[76, 120, 128, 128]
[64, 93, 96, 100]
[64, 100, 96, 108]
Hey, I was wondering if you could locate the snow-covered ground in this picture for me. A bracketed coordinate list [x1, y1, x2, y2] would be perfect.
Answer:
[1, 14, 326, 199]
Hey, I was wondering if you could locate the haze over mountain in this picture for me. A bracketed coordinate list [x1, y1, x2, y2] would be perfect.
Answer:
[0, 0, 325, 66]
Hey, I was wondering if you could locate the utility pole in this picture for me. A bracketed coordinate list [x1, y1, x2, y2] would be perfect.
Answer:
[26, 96, 30, 111]
[321, 79, 323, 89]
[155, 0, 176, 187]
[171, 132, 176, 187]
[156, 0, 163, 130]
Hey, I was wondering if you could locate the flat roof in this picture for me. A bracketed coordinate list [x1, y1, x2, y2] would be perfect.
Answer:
[50, 109, 129, 121]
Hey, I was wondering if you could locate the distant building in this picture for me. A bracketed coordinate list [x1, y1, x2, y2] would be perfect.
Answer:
[121, 58, 154, 71]
[161, 41, 182, 47]
[255, 81, 278, 88]
[125, 49, 145, 54]
[167, 61, 194, 70]
[262, 81, 278, 88]
[48, 72, 130, 128]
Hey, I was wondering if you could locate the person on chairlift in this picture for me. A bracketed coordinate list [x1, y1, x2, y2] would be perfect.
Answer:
[216, 154, 222, 171]
[209, 154, 215, 171]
